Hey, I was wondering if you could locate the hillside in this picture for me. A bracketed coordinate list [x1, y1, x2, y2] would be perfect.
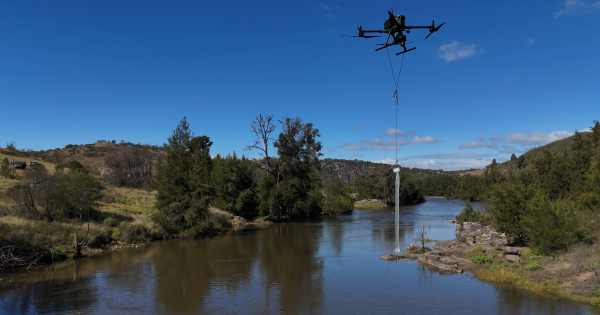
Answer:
[319, 158, 477, 185]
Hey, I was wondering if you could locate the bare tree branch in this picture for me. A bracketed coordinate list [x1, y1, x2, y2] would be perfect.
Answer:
[245, 114, 276, 175]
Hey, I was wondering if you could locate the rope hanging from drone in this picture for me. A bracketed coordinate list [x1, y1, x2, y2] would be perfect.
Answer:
[385, 48, 405, 169]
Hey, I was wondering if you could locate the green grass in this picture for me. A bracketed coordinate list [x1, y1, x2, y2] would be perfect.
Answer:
[523, 261, 542, 271]
[471, 254, 493, 264]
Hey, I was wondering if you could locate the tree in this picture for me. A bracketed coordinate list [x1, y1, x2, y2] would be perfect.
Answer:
[6, 141, 16, 151]
[414, 223, 431, 250]
[63, 172, 102, 221]
[511, 153, 517, 161]
[153, 117, 216, 238]
[211, 153, 256, 218]
[67, 160, 87, 174]
[271, 117, 323, 219]
[105, 147, 155, 188]
[488, 182, 529, 245]
[34, 174, 64, 222]
[245, 114, 276, 175]
[24, 164, 48, 187]
[523, 192, 583, 255]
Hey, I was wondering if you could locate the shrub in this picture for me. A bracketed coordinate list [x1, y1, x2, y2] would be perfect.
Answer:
[323, 195, 353, 215]
[472, 255, 493, 264]
[473, 246, 485, 252]
[117, 222, 148, 243]
[103, 217, 119, 227]
[456, 200, 482, 224]
[523, 262, 542, 271]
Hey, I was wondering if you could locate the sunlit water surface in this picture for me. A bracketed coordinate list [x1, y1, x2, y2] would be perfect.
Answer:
[0, 198, 596, 314]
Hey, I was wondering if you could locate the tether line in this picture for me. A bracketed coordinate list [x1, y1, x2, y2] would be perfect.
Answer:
[386, 49, 405, 166]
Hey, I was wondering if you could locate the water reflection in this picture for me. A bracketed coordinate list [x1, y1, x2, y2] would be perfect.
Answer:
[0, 199, 596, 314]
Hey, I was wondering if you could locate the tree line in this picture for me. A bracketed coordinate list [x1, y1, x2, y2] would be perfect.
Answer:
[151, 115, 353, 238]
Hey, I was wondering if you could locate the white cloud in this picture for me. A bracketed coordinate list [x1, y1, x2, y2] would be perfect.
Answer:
[459, 141, 498, 149]
[377, 127, 415, 137]
[505, 131, 573, 145]
[373, 158, 492, 171]
[438, 41, 483, 62]
[403, 159, 492, 171]
[336, 4, 341, 10]
[326, 147, 336, 153]
[320, 4, 329, 10]
[339, 143, 364, 150]
[556, 0, 600, 17]
[361, 123, 370, 128]
[404, 153, 494, 160]
[339, 136, 439, 151]
[527, 38, 535, 46]
[579, 126, 593, 132]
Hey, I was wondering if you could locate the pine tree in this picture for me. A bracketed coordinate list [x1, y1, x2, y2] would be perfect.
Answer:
[153, 117, 215, 238]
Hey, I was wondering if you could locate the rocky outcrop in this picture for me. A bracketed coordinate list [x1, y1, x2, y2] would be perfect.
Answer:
[230, 216, 247, 225]
[455, 222, 507, 247]
[417, 251, 462, 272]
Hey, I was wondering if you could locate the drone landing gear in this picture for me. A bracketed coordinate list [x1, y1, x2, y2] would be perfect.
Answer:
[396, 47, 416, 55]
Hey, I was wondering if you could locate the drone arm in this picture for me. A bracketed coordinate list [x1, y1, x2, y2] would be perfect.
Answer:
[405, 25, 431, 29]
[362, 29, 387, 33]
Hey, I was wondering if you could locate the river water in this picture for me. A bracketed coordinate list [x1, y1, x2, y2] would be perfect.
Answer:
[0, 198, 596, 314]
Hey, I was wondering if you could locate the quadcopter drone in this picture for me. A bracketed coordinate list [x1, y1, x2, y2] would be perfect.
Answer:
[343, 8, 445, 55]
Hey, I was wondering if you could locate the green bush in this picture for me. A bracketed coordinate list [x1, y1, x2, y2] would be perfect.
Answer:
[523, 261, 542, 271]
[473, 246, 485, 252]
[471, 255, 493, 264]
[103, 217, 119, 227]
[456, 200, 482, 224]
[323, 195, 353, 215]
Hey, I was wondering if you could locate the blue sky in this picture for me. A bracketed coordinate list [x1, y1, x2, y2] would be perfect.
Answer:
[1, 0, 598, 170]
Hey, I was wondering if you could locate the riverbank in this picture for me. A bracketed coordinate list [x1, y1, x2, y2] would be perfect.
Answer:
[414, 222, 600, 308]
[353, 199, 386, 208]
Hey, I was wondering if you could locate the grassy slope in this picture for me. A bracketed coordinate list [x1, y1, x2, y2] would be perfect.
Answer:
[0, 146, 160, 260]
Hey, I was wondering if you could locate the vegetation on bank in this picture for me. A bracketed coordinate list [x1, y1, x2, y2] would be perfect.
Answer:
[425, 121, 600, 257]
[2, 114, 391, 271]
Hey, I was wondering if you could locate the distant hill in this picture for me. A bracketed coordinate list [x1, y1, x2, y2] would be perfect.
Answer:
[0, 141, 165, 178]
[319, 158, 480, 185]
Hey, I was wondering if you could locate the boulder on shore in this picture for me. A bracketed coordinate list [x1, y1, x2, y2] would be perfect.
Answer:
[504, 254, 522, 263]
[417, 251, 461, 272]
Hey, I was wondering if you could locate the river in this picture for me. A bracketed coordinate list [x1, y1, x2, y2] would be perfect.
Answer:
[0, 198, 596, 314]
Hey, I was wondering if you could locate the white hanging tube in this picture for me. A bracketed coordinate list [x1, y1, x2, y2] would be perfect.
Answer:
[394, 167, 400, 253]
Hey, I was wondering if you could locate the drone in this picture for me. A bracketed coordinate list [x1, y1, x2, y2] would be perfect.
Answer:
[343, 8, 445, 55]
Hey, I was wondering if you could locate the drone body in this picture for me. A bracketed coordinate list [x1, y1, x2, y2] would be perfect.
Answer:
[344, 8, 445, 55]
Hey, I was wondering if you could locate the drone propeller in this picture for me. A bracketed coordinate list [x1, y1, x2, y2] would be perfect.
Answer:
[425, 21, 445, 40]
[377, 42, 415, 45]
[342, 35, 381, 38]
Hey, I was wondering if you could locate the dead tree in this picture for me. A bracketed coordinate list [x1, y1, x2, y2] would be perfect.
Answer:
[245, 114, 276, 175]
[414, 223, 431, 250]
[73, 224, 90, 258]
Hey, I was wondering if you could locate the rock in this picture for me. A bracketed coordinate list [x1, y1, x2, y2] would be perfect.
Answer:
[379, 254, 405, 261]
[449, 220, 456, 224]
[433, 239, 456, 251]
[407, 244, 420, 252]
[417, 251, 462, 273]
[504, 254, 521, 263]
[503, 247, 522, 256]
[231, 216, 248, 225]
